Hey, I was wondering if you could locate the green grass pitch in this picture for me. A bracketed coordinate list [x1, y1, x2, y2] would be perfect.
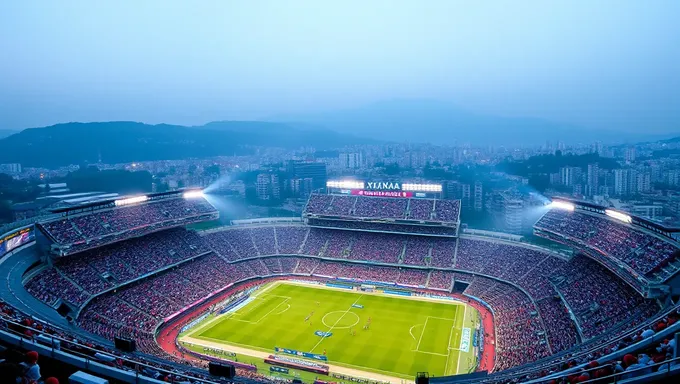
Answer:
[184, 281, 478, 379]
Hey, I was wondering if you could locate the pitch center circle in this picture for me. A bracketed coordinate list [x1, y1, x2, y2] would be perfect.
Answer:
[321, 311, 360, 329]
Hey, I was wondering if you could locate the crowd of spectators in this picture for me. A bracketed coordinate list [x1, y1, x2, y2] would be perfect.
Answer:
[304, 194, 333, 214]
[348, 233, 404, 263]
[204, 225, 459, 266]
[354, 197, 408, 219]
[396, 268, 429, 286]
[303, 193, 460, 224]
[403, 237, 431, 265]
[455, 238, 567, 302]
[535, 230, 649, 293]
[454, 238, 662, 347]
[535, 209, 679, 280]
[536, 297, 580, 353]
[408, 198, 434, 220]
[25, 268, 90, 307]
[430, 239, 456, 267]
[553, 256, 660, 340]
[494, 307, 680, 383]
[275, 226, 307, 254]
[26, 228, 211, 308]
[308, 218, 458, 236]
[38, 196, 216, 251]
[428, 270, 454, 290]
[325, 196, 355, 216]
[461, 275, 552, 370]
[433, 199, 461, 222]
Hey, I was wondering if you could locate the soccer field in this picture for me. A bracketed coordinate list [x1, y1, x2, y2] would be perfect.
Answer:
[182, 281, 479, 380]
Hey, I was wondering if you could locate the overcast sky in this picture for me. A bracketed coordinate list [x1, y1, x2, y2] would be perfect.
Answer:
[1, 0, 678, 133]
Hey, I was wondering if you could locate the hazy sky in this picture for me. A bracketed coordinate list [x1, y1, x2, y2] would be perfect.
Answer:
[1, 0, 678, 133]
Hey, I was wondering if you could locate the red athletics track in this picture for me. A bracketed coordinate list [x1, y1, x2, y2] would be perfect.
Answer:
[156, 277, 496, 375]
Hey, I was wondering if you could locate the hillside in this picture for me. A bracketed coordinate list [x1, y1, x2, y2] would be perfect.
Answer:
[0, 129, 18, 139]
[0, 121, 374, 168]
[270, 99, 674, 146]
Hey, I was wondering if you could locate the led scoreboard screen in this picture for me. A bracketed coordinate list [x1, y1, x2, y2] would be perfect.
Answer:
[326, 180, 442, 198]
[351, 190, 413, 198]
[0, 226, 35, 258]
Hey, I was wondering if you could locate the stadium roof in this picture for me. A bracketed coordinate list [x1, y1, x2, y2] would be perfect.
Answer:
[555, 197, 680, 234]
[49, 189, 187, 214]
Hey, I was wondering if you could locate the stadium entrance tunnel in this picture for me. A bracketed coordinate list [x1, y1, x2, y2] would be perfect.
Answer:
[321, 311, 360, 329]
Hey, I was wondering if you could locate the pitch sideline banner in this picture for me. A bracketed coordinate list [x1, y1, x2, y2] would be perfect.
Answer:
[275, 347, 328, 361]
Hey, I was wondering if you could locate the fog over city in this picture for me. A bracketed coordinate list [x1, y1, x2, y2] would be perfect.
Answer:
[1, 0, 679, 140]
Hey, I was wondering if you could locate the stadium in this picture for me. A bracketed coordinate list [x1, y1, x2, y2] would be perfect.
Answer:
[1, 180, 680, 384]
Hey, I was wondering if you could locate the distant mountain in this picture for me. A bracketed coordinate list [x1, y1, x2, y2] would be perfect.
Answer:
[661, 136, 680, 143]
[269, 99, 674, 146]
[0, 129, 18, 139]
[0, 121, 375, 168]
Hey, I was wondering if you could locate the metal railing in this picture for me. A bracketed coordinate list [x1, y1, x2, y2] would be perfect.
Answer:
[529, 355, 680, 384]
[0, 316, 222, 384]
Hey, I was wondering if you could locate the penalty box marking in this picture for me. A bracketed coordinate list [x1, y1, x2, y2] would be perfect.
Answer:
[454, 304, 469, 375]
[232, 296, 291, 324]
[413, 316, 456, 357]
[187, 287, 286, 336]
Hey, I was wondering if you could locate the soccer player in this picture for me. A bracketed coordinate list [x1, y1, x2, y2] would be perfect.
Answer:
[323, 349, 326, 356]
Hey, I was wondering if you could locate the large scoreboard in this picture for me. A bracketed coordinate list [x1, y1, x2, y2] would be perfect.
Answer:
[326, 180, 443, 199]
[0, 226, 35, 259]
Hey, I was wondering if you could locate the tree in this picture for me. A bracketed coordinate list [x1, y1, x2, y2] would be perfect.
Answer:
[61, 168, 152, 194]
[0, 200, 12, 223]
[204, 164, 220, 177]
[384, 163, 400, 175]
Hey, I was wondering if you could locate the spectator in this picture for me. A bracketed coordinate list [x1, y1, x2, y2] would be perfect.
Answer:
[20, 351, 40, 382]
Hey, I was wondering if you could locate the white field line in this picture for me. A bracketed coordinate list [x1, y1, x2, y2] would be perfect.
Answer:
[276, 303, 291, 315]
[414, 316, 430, 351]
[230, 297, 290, 324]
[309, 294, 363, 353]
[283, 280, 465, 306]
[190, 282, 281, 335]
[413, 350, 449, 357]
[182, 336, 407, 383]
[409, 324, 422, 341]
[254, 281, 279, 297]
[186, 303, 243, 337]
[455, 304, 469, 374]
[444, 316, 457, 375]
[412, 316, 456, 366]
[255, 297, 290, 324]
[236, 297, 266, 315]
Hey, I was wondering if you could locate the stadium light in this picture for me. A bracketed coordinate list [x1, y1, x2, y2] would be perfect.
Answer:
[605, 209, 633, 224]
[326, 180, 365, 189]
[402, 183, 443, 192]
[183, 190, 205, 199]
[549, 200, 575, 211]
[114, 195, 148, 207]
